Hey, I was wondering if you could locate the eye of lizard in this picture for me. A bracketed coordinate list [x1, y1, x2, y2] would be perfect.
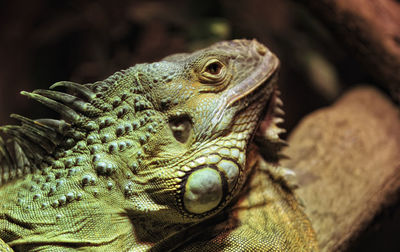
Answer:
[205, 61, 223, 75]
[199, 59, 227, 84]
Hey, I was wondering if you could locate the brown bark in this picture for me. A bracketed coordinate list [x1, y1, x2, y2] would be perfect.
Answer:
[297, 0, 400, 101]
[282, 86, 400, 251]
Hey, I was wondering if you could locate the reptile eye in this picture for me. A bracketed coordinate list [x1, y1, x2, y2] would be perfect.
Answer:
[205, 61, 223, 75]
[169, 115, 192, 143]
[199, 59, 226, 84]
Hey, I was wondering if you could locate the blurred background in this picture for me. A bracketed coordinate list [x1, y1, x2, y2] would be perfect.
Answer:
[0, 0, 398, 251]
[0, 0, 375, 129]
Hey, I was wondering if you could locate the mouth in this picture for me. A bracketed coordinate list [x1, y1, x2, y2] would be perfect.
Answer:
[226, 52, 280, 109]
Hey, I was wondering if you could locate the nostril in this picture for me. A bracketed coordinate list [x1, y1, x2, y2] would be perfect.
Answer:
[256, 44, 267, 56]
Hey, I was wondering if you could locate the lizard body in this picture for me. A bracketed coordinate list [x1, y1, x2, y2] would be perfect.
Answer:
[0, 39, 318, 251]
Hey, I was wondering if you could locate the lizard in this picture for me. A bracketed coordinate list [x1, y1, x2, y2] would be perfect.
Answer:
[0, 39, 318, 251]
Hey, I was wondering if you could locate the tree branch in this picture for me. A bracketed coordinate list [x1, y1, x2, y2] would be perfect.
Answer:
[282, 86, 400, 251]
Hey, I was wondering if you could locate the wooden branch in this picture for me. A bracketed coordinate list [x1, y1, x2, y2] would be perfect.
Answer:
[297, 0, 400, 101]
[281, 86, 400, 251]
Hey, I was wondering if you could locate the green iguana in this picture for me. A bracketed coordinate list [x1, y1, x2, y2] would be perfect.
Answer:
[0, 39, 318, 251]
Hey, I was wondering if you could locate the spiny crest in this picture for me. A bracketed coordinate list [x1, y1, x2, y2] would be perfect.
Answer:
[0, 67, 150, 186]
[255, 88, 288, 162]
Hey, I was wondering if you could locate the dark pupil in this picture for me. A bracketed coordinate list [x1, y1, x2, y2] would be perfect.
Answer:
[206, 62, 221, 75]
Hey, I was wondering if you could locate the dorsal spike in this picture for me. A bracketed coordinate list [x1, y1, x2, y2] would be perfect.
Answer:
[256, 88, 288, 162]
[3, 138, 20, 182]
[0, 135, 14, 185]
[33, 89, 79, 103]
[12, 142, 24, 177]
[1, 81, 100, 185]
[275, 96, 283, 107]
[13, 137, 44, 165]
[11, 114, 52, 130]
[13, 141, 30, 174]
[34, 118, 70, 135]
[0, 125, 54, 154]
[0, 133, 42, 186]
[274, 107, 285, 116]
[33, 89, 102, 117]
[22, 123, 59, 148]
[20, 91, 82, 123]
[10, 114, 58, 141]
[50, 81, 96, 101]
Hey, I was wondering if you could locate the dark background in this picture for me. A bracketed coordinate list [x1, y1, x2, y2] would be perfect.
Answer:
[0, 1, 397, 251]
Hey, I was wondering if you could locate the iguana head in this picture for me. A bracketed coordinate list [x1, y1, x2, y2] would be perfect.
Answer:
[0, 39, 280, 223]
[129, 39, 280, 220]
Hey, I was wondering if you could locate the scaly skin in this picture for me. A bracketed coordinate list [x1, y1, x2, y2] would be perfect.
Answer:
[0, 39, 318, 251]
